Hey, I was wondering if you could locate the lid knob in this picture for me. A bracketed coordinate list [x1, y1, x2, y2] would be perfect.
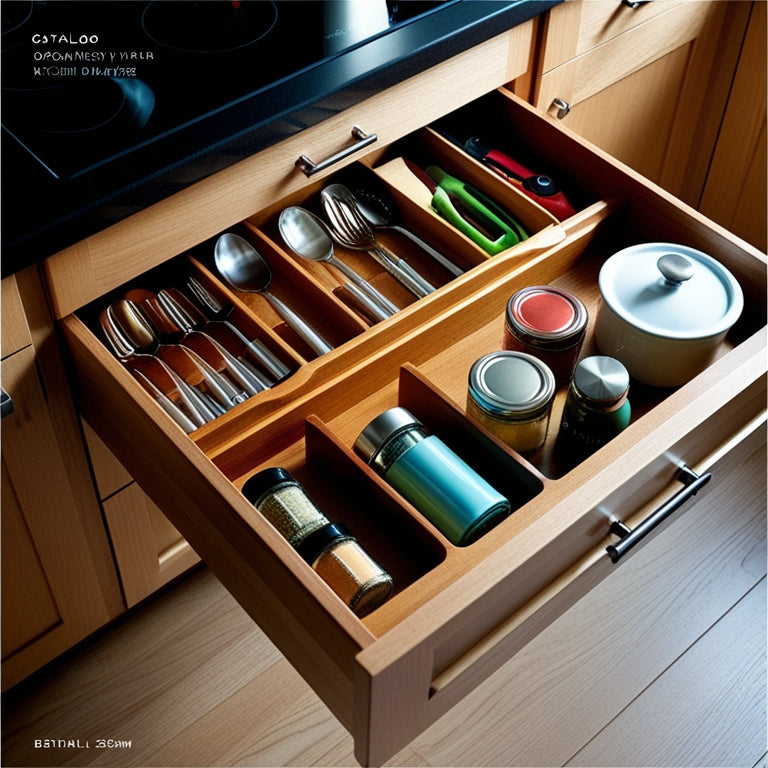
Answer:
[657, 253, 694, 285]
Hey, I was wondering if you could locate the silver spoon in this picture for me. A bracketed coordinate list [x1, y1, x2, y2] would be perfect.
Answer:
[214, 233, 334, 357]
[131, 368, 198, 434]
[111, 298, 238, 412]
[157, 288, 270, 394]
[99, 306, 214, 427]
[278, 206, 399, 321]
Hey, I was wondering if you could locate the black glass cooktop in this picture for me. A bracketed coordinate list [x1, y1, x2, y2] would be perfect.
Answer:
[1, 0, 560, 275]
[2, 1, 448, 179]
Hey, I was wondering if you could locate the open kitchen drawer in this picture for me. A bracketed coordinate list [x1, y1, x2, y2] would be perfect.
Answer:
[52, 89, 766, 766]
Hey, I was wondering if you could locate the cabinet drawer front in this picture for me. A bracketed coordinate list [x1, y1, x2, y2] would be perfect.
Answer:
[103, 484, 200, 607]
[353, 365, 766, 765]
[42, 23, 534, 321]
[538, 2, 719, 110]
[540, 0, 687, 72]
[57, 88, 767, 764]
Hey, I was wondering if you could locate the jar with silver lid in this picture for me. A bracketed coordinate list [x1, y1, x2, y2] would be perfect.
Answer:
[558, 355, 631, 466]
[467, 350, 556, 455]
[503, 285, 588, 387]
[354, 407, 510, 546]
[242, 467, 393, 617]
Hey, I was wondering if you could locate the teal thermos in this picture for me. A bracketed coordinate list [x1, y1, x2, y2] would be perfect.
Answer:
[354, 407, 510, 546]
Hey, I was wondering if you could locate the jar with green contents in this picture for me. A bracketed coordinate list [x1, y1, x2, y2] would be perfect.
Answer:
[466, 351, 556, 455]
[558, 355, 631, 466]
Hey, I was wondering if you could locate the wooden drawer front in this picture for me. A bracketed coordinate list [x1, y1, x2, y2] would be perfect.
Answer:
[1, 275, 31, 357]
[536, 2, 723, 117]
[81, 421, 198, 606]
[57, 90, 767, 764]
[103, 484, 200, 608]
[42, 23, 534, 321]
[540, 0, 687, 71]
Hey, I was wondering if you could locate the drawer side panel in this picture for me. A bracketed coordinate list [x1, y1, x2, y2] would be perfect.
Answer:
[61, 314, 374, 730]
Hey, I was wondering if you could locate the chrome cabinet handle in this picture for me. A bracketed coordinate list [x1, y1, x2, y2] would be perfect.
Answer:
[621, 0, 649, 7]
[1, 388, 14, 418]
[553, 98, 571, 119]
[606, 465, 712, 563]
[295, 126, 377, 177]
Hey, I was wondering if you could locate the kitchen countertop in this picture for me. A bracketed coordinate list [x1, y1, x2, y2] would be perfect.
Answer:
[0, 0, 559, 278]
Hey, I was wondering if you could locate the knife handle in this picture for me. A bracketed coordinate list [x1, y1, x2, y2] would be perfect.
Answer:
[431, 187, 520, 256]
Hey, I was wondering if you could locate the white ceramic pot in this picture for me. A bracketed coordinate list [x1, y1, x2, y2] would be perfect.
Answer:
[595, 243, 744, 388]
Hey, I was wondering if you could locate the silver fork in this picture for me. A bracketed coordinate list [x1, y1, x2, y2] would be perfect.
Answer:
[320, 183, 437, 298]
[186, 276, 292, 382]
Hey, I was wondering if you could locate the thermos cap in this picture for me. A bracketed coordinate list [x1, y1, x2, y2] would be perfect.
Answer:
[354, 406, 422, 465]
[573, 356, 629, 402]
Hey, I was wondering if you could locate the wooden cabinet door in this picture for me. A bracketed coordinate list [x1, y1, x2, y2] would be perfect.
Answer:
[534, 2, 748, 208]
[699, 1, 767, 251]
[1, 347, 115, 689]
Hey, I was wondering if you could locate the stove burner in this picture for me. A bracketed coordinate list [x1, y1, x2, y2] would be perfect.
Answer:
[1, 1, 33, 37]
[5, 78, 154, 135]
[141, 0, 278, 53]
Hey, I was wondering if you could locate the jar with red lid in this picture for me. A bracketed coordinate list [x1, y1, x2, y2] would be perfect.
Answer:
[503, 285, 588, 387]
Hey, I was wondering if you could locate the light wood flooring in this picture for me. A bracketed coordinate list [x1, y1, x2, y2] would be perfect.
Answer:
[3, 436, 767, 767]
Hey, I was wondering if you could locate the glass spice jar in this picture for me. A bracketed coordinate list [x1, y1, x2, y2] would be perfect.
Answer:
[354, 407, 510, 546]
[503, 285, 588, 387]
[242, 467, 393, 617]
[466, 351, 556, 455]
[558, 355, 631, 466]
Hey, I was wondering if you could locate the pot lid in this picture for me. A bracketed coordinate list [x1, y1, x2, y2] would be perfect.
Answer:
[598, 243, 744, 339]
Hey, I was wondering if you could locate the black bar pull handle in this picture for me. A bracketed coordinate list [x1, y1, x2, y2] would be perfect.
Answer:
[606, 465, 712, 563]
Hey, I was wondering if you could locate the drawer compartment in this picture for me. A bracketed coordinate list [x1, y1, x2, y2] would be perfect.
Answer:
[57, 91, 767, 766]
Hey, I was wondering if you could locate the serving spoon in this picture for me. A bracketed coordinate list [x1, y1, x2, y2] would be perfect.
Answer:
[278, 206, 399, 321]
[321, 183, 436, 298]
[214, 233, 334, 357]
[352, 186, 464, 278]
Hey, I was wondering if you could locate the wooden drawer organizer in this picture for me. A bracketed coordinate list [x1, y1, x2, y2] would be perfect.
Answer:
[59, 90, 767, 766]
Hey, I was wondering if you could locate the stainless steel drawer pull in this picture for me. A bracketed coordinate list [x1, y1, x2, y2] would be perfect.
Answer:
[295, 126, 378, 177]
[606, 465, 712, 563]
[553, 98, 570, 119]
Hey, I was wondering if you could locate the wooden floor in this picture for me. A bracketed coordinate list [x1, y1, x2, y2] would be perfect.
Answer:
[3, 435, 767, 767]
[2, 568, 766, 767]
